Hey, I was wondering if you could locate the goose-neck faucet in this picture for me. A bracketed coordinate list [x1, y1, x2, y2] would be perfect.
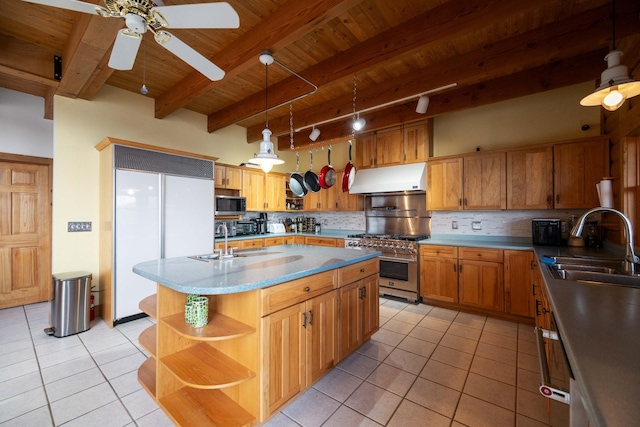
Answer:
[570, 207, 639, 274]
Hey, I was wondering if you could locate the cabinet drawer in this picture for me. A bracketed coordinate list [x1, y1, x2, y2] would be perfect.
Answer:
[338, 259, 379, 286]
[237, 239, 264, 249]
[264, 237, 285, 246]
[458, 247, 503, 263]
[419, 245, 457, 258]
[305, 237, 337, 247]
[261, 270, 336, 315]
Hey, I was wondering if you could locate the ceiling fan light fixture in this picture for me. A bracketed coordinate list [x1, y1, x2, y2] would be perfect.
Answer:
[352, 114, 366, 131]
[416, 95, 430, 114]
[309, 126, 321, 141]
[125, 13, 147, 34]
[248, 128, 284, 173]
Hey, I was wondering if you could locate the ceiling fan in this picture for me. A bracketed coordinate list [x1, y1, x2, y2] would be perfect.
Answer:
[22, 0, 240, 81]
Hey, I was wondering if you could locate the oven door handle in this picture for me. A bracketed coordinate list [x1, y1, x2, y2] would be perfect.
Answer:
[379, 255, 415, 263]
[535, 326, 571, 404]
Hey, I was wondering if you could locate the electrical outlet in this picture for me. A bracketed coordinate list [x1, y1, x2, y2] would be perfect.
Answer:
[471, 221, 482, 230]
[452, 221, 458, 229]
[68, 221, 92, 232]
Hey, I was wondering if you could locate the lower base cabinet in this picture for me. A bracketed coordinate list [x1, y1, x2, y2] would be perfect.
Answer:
[137, 258, 379, 425]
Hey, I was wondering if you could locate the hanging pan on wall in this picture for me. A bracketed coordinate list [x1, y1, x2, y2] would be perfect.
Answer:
[289, 152, 307, 197]
[342, 140, 356, 192]
[319, 145, 337, 189]
[304, 150, 321, 193]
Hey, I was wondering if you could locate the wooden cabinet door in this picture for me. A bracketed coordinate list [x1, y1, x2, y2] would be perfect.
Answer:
[320, 185, 336, 211]
[355, 133, 376, 169]
[265, 173, 286, 211]
[504, 250, 535, 317]
[335, 178, 363, 211]
[375, 126, 404, 167]
[360, 274, 379, 342]
[214, 166, 226, 189]
[553, 138, 609, 209]
[262, 303, 305, 414]
[403, 122, 429, 164]
[427, 158, 463, 210]
[337, 280, 362, 360]
[420, 256, 458, 303]
[463, 152, 506, 210]
[242, 169, 265, 211]
[458, 260, 504, 311]
[506, 147, 553, 209]
[306, 291, 336, 385]
[225, 166, 243, 190]
[303, 190, 321, 211]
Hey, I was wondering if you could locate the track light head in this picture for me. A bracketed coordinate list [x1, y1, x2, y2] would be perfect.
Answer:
[416, 95, 430, 114]
[352, 114, 366, 131]
[309, 126, 321, 141]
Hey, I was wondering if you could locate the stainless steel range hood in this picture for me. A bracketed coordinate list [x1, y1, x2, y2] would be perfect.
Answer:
[349, 162, 426, 194]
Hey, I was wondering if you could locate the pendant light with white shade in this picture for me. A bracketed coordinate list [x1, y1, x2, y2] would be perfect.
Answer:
[580, 0, 640, 111]
[248, 51, 285, 173]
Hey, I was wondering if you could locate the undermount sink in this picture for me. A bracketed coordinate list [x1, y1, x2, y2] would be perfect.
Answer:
[189, 248, 275, 262]
[545, 255, 640, 288]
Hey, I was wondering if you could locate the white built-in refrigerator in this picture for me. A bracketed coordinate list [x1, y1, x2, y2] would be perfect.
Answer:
[113, 148, 214, 323]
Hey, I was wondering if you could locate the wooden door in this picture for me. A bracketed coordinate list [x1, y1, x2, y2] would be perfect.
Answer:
[420, 256, 458, 303]
[506, 147, 553, 209]
[458, 260, 504, 311]
[306, 291, 336, 385]
[241, 169, 265, 211]
[355, 133, 376, 169]
[504, 250, 535, 317]
[427, 158, 463, 210]
[553, 138, 609, 209]
[303, 190, 321, 211]
[0, 159, 52, 309]
[375, 127, 404, 167]
[360, 274, 378, 342]
[225, 166, 243, 190]
[463, 152, 506, 210]
[264, 173, 286, 211]
[263, 303, 305, 414]
[337, 280, 362, 361]
[403, 122, 429, 164]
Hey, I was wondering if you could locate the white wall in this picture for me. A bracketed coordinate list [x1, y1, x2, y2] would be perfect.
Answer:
[0, 88, 53, 158]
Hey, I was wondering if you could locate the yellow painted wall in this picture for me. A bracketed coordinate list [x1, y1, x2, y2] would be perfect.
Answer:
[432, 82, 601, 156]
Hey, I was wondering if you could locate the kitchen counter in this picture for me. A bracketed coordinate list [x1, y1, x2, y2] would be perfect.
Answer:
[419, 235, 534, 250]
[133, 244, 380, 295]
[534, 245, 640, 427]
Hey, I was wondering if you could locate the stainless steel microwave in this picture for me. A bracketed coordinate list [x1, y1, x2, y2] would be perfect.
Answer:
[215, 196, 246, 216]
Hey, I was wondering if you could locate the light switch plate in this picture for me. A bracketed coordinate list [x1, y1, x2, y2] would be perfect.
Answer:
[68, 221, 92, 232]
[452, 221, 458, 229]
[471, 221, 482, 230]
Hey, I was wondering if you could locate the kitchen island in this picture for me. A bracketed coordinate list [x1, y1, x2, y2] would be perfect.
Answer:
[534, 245, 640, 427]
[133, 244, 381, 426]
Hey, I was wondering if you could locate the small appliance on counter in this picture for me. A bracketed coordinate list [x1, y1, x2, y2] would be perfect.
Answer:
[255, 212, 268, 234]
[235, 220, 257, 236]
[532, 218, 563, 246]
[267, 223, 286, 234]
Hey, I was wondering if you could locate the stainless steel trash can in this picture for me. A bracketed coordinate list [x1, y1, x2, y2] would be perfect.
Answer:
[45, 271, 92, 338]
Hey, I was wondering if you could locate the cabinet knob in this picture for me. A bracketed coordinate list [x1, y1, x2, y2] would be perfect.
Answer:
[304, 286, 310, 292]
[360, 268, 365, 273]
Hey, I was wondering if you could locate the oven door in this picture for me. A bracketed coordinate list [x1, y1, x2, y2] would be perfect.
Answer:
[535, 315, 571, 404]
[379, 255, 417, 292]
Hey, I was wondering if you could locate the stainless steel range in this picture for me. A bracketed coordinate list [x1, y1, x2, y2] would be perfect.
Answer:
[344, 193, 431, 303]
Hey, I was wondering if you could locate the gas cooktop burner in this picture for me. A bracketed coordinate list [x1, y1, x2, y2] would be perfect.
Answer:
[347, 234, 429, 241]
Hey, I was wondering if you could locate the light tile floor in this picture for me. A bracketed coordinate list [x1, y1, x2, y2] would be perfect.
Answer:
[0, 298, 569, 426]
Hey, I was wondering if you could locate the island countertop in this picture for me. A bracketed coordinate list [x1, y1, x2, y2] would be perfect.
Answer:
[534, 245, 640, 427]
[133, 244, 381, 295]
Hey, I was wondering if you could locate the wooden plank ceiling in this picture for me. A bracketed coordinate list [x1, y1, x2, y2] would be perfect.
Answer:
[1, 0, 639, 145]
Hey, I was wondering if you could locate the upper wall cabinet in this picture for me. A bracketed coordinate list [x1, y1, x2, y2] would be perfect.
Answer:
[214, 165, 242, 190]
[553, 137, 610, 209]
[506, 147, 553, 210]
[427, 152, 506, 210]
[241, 169, 287, 212]
[355, 121, 430, 170]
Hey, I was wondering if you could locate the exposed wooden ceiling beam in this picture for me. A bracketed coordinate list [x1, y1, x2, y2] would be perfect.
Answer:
[277, 51, 610, 150]
[208, 0, 561, 133]
[55, 13, 121, 98]
[154, 0, 361, 119]
[260, 3, 640, 143]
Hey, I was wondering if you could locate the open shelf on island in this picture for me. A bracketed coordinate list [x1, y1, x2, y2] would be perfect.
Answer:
[160, 387, 254, 427]
[139, 325, 157, 358]
[161, 342, 255, 388]
[163, 311, 255, 341]
[138, 358, 156, 398]
[139, 294, 157, 319]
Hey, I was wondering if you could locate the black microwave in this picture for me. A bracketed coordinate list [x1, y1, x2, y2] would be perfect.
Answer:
[215, 196, 246, 216]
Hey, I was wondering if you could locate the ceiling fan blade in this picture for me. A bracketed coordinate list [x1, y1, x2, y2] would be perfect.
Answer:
[109, 30, 142, 70]
[22, 0, 107, 15]
[155, 31, 225, 81]
[151, 2, 239, 29]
